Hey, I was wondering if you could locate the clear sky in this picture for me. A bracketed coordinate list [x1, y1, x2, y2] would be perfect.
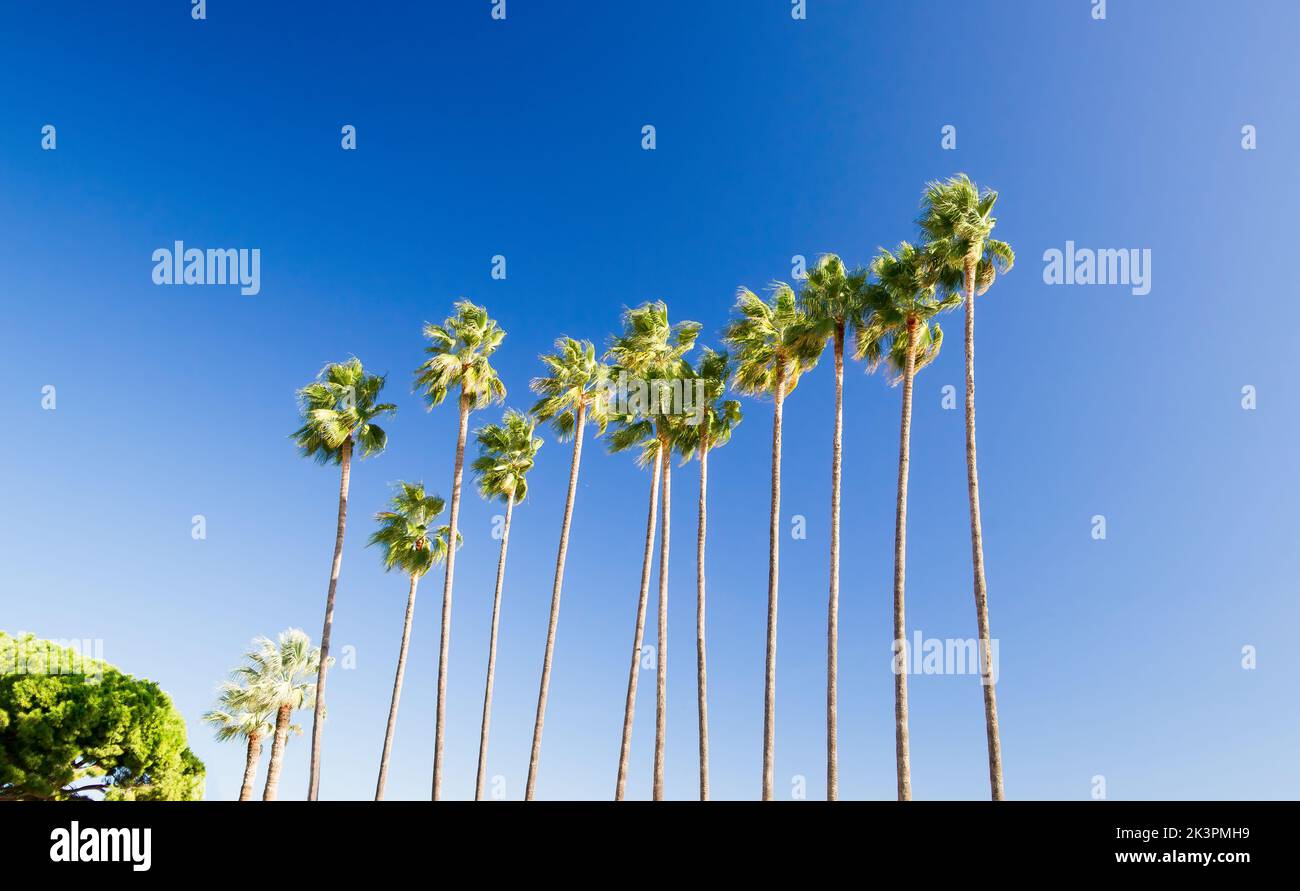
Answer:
[2, 0, 1297, 801]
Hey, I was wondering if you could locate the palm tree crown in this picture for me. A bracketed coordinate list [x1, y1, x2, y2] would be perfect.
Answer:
[368, 482, 455, 578]
[675, 348, 742, 460]
[791, 253, 870, 355]
[473, 409, 544, 503]
[606, 301, 700, 463]
[859, 242, 962, 379]
[918, 173, 1015, 289]
[202, 682, 273, 743]
[236, 629, 324, 714]
[292, 358, 396, 463]
[529, 337, 611, 441]
[414, 300, 508, 409]
[724, 283, 821, 396]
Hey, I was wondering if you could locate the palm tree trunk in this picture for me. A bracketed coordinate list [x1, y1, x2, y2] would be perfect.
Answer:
[263, 704, 293, 801]
[893, 322, 919, 801]
[475, 495, 514, 800]
[432, 394, 471, 801]
[526, 402, 586, 801]
[695, 442, 710, 801]
[762, 371, 786, 801]
[615, 443, 663, 800]
[307, 437, 351, 801]
[964, 257, 1006, 800]
[827, 328, 844, 801]
[239, 731, 263, 801]
[375, 572, 420, 800]
[653, 439, 671, 801]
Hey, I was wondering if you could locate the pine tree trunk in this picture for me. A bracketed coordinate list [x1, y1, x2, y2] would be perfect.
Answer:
[375, 572, 420, 801]
[893, 322, 919, 801]
[695, 442, 710, 801]
[308, 437, 351, 801]
[615, 443, 663, 800]
[239, 731, 263, 801]
[475, 495, 514, 800]
[827, 329, 844, 801]
[653, 440, 671, 801]
[432, 395, 470, 801]
[964, 256, 1006, 800]
[762, 371, 786, 801]
[263, 704, 293, 801]
[526, 402, 586, 801]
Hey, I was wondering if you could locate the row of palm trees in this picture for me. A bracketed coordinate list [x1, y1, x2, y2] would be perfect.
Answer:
[207, 173, 1013, 800]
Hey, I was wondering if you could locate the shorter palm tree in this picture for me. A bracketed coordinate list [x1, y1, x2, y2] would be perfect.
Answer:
[234, 629, 325, 802]
[202, 682, 274, 801]
[471, 409, 543, 800]
[674, 348, 741, 800]
[524, 338, 610, 800]
[859, 241, 960, 801]
[724, 283, 820, 800]
[368, 482, 455, 801]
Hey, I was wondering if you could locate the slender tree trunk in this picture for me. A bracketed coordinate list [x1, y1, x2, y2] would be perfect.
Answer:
[263, 704, 293, 801]
[307, 438, 351, 800]
[526, 402, 586, 800]
[695, 442, 710, 801]
[239, 731, 263, 801]
[827, 329, 844, 801]
[762, 371, 786, 801]
[653, 440, 671, 801]
[475, 495, 514, 800]
[432, 395, 471, 801]
[615, 444, 663, 800]
[892, 322, 919, 801]
[375, 572, 420, 801]
[964, 257, 1006, 800]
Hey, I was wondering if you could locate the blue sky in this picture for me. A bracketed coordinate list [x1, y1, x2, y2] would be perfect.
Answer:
[3, 0, 1297, 801]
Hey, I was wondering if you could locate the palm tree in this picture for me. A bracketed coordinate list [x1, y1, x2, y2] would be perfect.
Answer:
[233, 629, 324, 802]
[791, 253, 868, 801]
[202, 682, 274, 801]
[723, 283, 819, 800]
[919, 174, 1015, 800]
[292, 358, 395, 800]
[608, 301, 700, 801]
[414, 300, 507, 801]
[859, 242, 960, 800]
[471, 409, 543, 801]
[674, 348, 741, 800]
[368, 482, 455, 801]
[524, 338, 610, 800]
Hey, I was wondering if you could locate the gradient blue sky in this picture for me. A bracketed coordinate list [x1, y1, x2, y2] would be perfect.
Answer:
[3, 0, 1297, 801]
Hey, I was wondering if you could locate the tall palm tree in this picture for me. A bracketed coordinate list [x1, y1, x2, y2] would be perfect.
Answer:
[234, 629, 324, 802]
[524, 337, 610, 800]
[919, 174, 1015, 800]
[471, 409, 543, 801]
[674, 348, 741, 800]
[609, 301, 700, 801]
[292, 358, 395, 800]
[368, 482, 454, 801]
[202, 682, 274, 801]
[723, 283, 819, 800]
[414, 300, 507, 801]
[859, 242, 960, 800]
[791, 253, 868, 801]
